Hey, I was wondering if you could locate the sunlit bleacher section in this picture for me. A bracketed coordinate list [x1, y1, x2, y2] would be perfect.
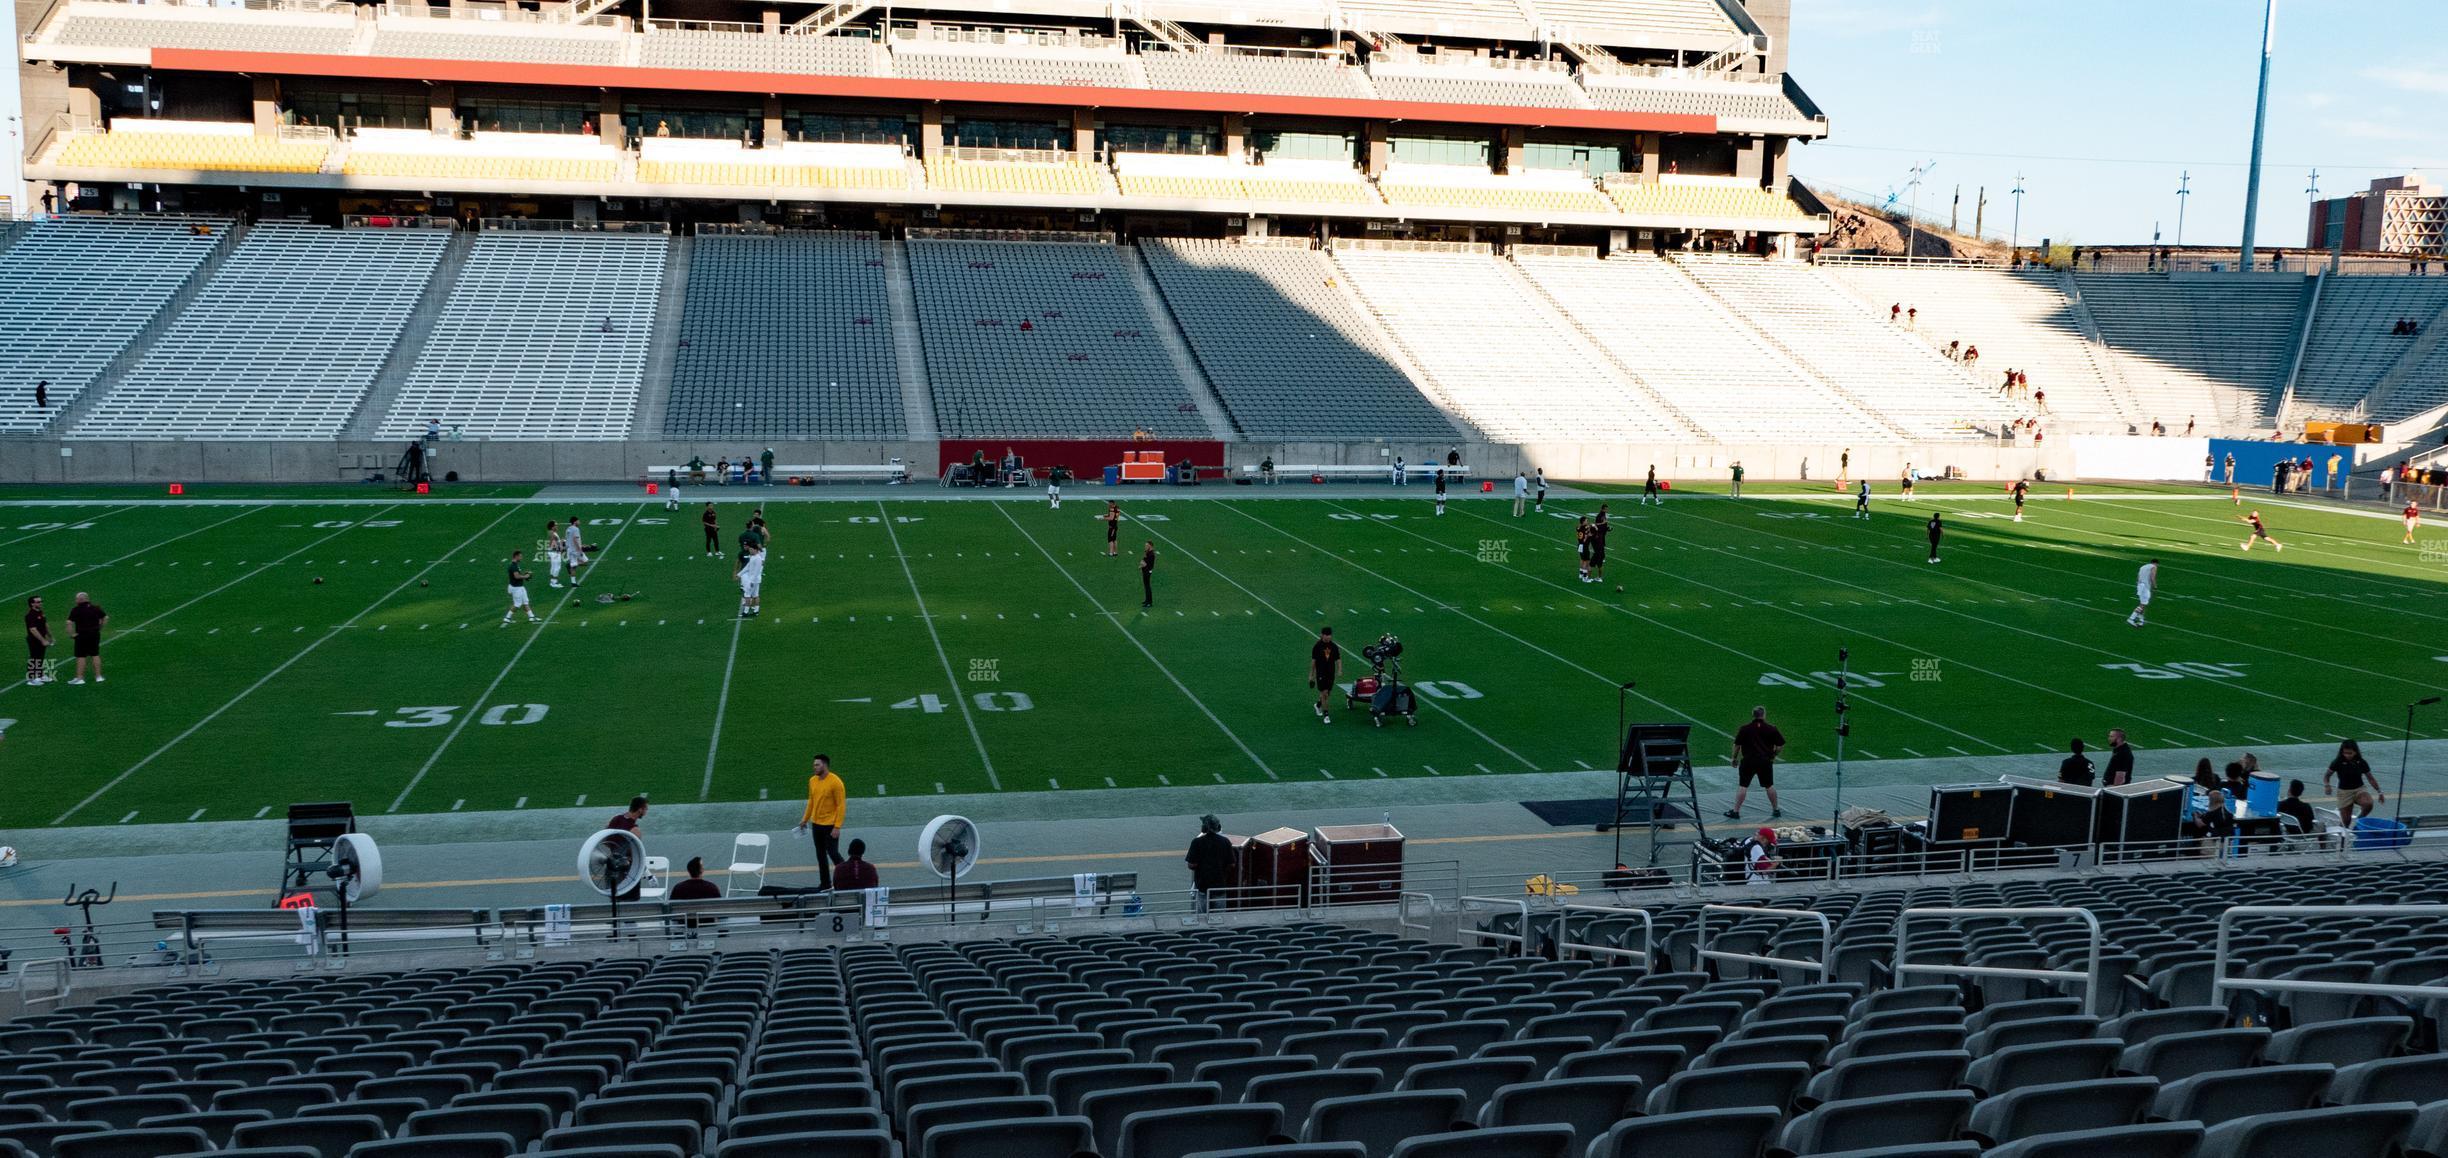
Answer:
[635, 26, 882, 75]
[1377, 164, 1613, 216]
[2289, 278, 2448, 420]
[1582, 73, 1813, 124]
[1533, 0, 1745, 43]
[887, 27, 1140, 87]
[2075, 275, 2308, 432]
[55, 121, 332, 175]
[1141, 239, 1459, 440]
[924, 151, 1115, 199]
[2374, 338, 2448, 420]
[343, 128, 621, 185]
[1113, 153, 1380, 208]
[1605, 177, 1815, 224]
[1515, 253, 1901, 443]
[1822, 264, 2132, 429]
[379, 232, 667, 441]
[71, 224, 449, 440]
[1337, 0, 1544, 37]
[366, 24, 624, 65]
[636, 140, 913, 192]
[1364, 53, 1586, 108]
[49, 3, 358, 55]
[1137, 48, 1371, 98]
[0, 217, 229, 435]
[906, 236, 1207, 438]
[1675, 256, 2002, 438]
[1333, 246, 1691, 443]
[665, 231, 906, 440]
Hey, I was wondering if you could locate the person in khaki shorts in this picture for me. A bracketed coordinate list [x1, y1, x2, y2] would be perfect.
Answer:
[2323, 740, 2382, 826]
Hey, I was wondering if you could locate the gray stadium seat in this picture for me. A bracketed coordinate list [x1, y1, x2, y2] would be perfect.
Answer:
[1301, 1090, 1466, 1158]
[715, 1129, 893, 1158]
[920, 1115, 1094, 1158]
[1778, 1091, 1975, 1156]
[1589, 1107, 1783, 1158]
[2261, 1017, 2411, 1068]
[1387, 1124, 1572, 1158]
[1965, 1040, 2121, 1096]
[1965, 1077, 2159, 1146]
[1117, 1103, 1285, 1158]
[2148, 1065, 2331, 1127]
[2196, 1103, 2418, 1158]
[1986, 1123, 2205, 1158]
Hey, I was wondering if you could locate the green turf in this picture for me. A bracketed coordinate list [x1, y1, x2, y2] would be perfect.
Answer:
[0, 483, 542, 502]
[0, 488, 2440, 829]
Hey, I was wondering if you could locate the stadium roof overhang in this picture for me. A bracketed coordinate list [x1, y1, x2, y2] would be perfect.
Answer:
[147, 48, 1729, 135]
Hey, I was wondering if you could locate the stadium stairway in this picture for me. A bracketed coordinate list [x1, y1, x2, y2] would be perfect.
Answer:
[880, 239, 942, 441]
[1124, 243, 1242, 440]
[2360, 294, 2448, 422]
[1501, 254, 1708, 440]
[49, 221, 246, 438]
[630, 232, 696, 442]
[344, 230, 475, 443]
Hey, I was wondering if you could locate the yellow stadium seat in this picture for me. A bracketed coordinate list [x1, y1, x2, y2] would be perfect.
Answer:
[59, 131, 328, 175]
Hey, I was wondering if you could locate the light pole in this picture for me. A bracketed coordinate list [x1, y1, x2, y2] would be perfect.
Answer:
[2239, 0, 2276, 270]
[2009, 173, 2026, 261]
[1902, 161, 1935, 265]
[2398, 696, 2440, 823]
[2175, 171, 2192, 247]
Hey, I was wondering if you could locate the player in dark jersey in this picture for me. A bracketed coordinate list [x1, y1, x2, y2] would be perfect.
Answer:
[2239, 510, 2282, 552]
[1103, 501, 1122, 558]
[1641, 465, 1662, 506]
[503, 550, 540, 624]
[1309, 626, 1341, 723]
[1139, 541, 1157, 607]
[1574, 516, 1591, 581]
[1926, 511, 1943, 564]
[2011, 479, 2029, 522]
[1853, 479, 1871, 519]
[701, 503, 720, 556]
[1586, 505, 1612, 583]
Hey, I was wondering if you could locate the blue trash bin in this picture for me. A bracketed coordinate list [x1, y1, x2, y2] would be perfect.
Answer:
[2246, 771, 2279, 817]
[1103, 465, 1121, 486]
[2353, 816, 2411, 851]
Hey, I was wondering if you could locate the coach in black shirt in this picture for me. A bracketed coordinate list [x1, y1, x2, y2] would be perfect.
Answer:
[2103, 729, 2135, 787]
[2057, 738, 2095, 786]
[1725, 706, 1785, 820]
[1186, 815, 1234, 913]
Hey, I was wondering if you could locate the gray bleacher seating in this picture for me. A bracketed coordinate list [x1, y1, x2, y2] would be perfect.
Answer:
[637, 29, 880, 75]
[664, 232, 907, 440]
[54, 12, 356, 55]
[2289, 278, 2448, 420]
[368, 28, 623, 65]
[889, 45, 1138, 87]
[0, 217, 229, 435]
[905, 238, 1207, 438]
[2074, 274, 2306, 432]
[1139, 51, 1369, 99]
[1366, 67, 1583, 109]
[1139, 239, 1458, 440]
[1582, 78, 1812, 121]
[73, 224, 448, 440]
[381, 232, 667, 441]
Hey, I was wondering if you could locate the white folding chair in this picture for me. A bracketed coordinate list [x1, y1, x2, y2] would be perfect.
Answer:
[638, 855, 670, 901]
[727, 832, 772, 897]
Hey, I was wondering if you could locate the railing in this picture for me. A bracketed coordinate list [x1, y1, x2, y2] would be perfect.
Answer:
[1557, 903, 1654, 967]
[2213, 905, 2448, 1007]
[478, 217, 670, 234]
[935, 144, 1098, 166]
[343, 213, 458, 230]
[14, 958, 72, 1007]
[1697, 903, 1830, 982]
[908, 227, 1116, 244]
[1398, 891, 1436, 934]
[1897, 906, 2103, 1015]
[1460, 896, 1532, 956]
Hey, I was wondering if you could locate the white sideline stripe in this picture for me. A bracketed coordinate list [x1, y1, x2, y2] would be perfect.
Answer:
[3, 505, 264, 605]
[55, 504, 527, 826]
[878, 500, 1000, 790]
[388, 504, 647, 813]
[701, 616, 744, 800]
[1150, 505, 1537, 770]
[993, 500, 1276, 782]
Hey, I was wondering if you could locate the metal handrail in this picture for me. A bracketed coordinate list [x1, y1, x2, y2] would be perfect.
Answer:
[2214, 905, 2448, 1002]
[1897, 906, 2104, 1015]
[1397, 891, 1435, 934]
[1460, 896, 1532, 957]
[1558, 903, 1654, 968]
[1698, 903, 1830, 983]
[15, 958, 71, 1007]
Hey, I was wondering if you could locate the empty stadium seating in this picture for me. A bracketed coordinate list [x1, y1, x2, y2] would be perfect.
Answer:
[665, 232, 908, 440]
[1114, 154, 1380, 208]
[380, 232, 668, 441]
[1821, 264, 2130, 429]
[1365, 57, 1586, 109]
[1377, 165, 1613, 216]
[1515, 253, 1901, 443]
[72, 224, 450, 440]
[0, 217, 230, 435]
[905, 238, 1208, 438]
[1673, 256, 2002, 438]
[2377, 339, 2448, 421]
[1331, 246, 1690, 443]
[2074, 274, 2307, 432]
[49, 6, 358, 55]
[1139, 50, 1371, 99]
[1605, 179, 1815, 223]
[56, 122, 331, 175]
[888, 35, 1140, 87]
[1582, 76, 1813, 123]
[344, 128, 622, 185]
[368, 26, 625, 66]
[1528, 0, 1741, 42]
[2289, 277, 2448, 420]
[1141, 239, 1459, 440]
[924, 154, 1115, 199]
[636, 27, 882, 76]
[636, 140, 913, 192]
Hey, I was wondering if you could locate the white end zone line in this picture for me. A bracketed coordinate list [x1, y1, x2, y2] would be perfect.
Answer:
[54, 502, 529, 826]
[992, 500, 1277, 782]
[877, 500, 1001, 791]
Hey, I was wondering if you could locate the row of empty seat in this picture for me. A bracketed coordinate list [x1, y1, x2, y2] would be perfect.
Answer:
[665, 233, 908, 441]
[2074, 275, 2307, 433]
[2290, 276, 2448, 420]
[1822, 264, 2132, 428]
[0, 217, 230, 436]
[57, 128, 330, 175]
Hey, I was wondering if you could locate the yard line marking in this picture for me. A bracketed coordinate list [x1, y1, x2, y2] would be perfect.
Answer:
[2, 505, 264, 605]
[118, 811, 138, 824]
[880, 501, 999, 790]
[386, 505, 648, 814]
[514, 797, 527, 809]
[1319, 769, 1335, 780]
[574, 794, 586, 808]
[700, 615, 745, 800]
[187, 808, 206, 821]
[55, 503, 528, 826]
[1576, 759, 1595, 769]
[0, 505, 134, 550]
[2245, 736, 2269, 744]
[994, 501, 1274, 781]
[1948, 746, 1971, 755]
[1903, 748, 1925, 757]
[253, 806, 271, 819]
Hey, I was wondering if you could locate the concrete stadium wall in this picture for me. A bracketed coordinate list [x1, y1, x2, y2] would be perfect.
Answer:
[0, 438, 2074, 486]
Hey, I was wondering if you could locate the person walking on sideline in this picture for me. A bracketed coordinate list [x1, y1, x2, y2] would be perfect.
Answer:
[24, 595, 53, 687]
[1926, 511, 1943, 564]
[1186, 815, 1235, 914]
[2129, 558, 2158, 627]
[65, 591, 106, 685]
[1433, 469, 1448, 517]
[1641, 465, 1663, 506]
[1854, 478, 1871, 519]
[1512, 471, 1529, 517]
[1309, 626, 1342, 723]
[1725, 706, 1784, 820]
[1730, 461, 1745, 498]
[795, 755, 847, 890]
[701, 503, 720, 556]
[1140, 541, 1157, 608]
[1103, 501, 1121, 558]
[834, 839, 880, 891]
[1533, 468, 1548, 512]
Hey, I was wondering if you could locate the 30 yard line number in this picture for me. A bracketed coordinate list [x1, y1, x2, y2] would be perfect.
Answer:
[2098, 662, 2248, 680]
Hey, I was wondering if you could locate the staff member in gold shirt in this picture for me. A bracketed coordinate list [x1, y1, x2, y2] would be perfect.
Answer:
[793, 754, 848, 890]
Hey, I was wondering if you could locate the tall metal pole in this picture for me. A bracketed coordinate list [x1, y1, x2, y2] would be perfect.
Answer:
[2175, 171, 2192, 247]
[2239, 0, 2276, 270]
[1903, 161, 1934, 265]
[2399, 697, 2440, 823]
[1830, 648, 1852, 827]
[2010, 173, 2025, 260]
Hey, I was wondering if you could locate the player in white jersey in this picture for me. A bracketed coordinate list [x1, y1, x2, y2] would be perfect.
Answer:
[2128, 558, 2158, 627]
[736, 543, 766, 618]
[563, 514, 588, 587]
[543, 521, 565, 587]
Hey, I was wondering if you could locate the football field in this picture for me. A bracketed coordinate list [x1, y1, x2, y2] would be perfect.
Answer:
[0, 481, 2441, 831]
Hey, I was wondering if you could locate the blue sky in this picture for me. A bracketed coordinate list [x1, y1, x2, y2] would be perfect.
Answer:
[1785, 0, 2448, 249]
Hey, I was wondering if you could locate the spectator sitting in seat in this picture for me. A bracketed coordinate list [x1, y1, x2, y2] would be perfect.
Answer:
[834, 839, 880, 892]
[670, 856, 722, 901]
[2276, 779, 2319, 840]
[2186, 788, 2236, 855]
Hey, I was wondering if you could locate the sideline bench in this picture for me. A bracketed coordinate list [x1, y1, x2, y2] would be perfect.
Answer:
[1243, 464, 1471, 484]
[647, 461, 908, 488]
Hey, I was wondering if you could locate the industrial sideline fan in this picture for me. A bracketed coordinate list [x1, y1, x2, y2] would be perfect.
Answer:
[578, 828, 647, 936]
[315, 832, 383, 952]
[918, 815, 979, 922]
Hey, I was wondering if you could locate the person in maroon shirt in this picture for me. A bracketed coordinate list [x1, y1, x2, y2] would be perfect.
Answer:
[24, 595, 52, 687]
[833, 839, 881, 892]
[669, 857, 722, 901]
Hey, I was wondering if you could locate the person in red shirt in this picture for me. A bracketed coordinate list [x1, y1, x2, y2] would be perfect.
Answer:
[2239, 510, 2282, 552]
[833, 839, 881, 891]
[2407, 500, 2422, 545]
[669, 856, 722, 900]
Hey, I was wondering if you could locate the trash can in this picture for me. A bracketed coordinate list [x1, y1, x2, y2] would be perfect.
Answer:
[2353, 816, 2411, 851]
[2246, 771, 2280, 817]
[1103, 465, 1120, 486]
